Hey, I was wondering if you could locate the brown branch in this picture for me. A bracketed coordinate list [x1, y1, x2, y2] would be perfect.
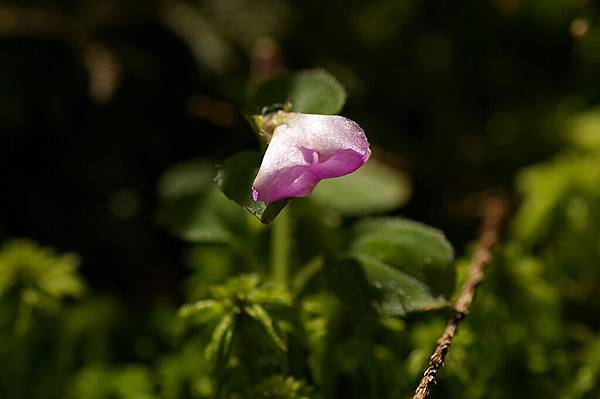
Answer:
[412, 196, 509, 399]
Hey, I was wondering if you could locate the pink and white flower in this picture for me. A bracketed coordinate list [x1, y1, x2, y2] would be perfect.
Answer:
[252, 112, 371, 203]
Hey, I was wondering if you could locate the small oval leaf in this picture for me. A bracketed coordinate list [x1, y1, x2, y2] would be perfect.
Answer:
[346, 217, 455, 316]
[246, 69, 347, 115]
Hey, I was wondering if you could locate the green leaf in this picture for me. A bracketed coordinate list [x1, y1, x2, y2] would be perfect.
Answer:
[205, 314, 235, 371]
[244, 303, 287, 352]
[309, 158, 411, 216]
[158, 159, 248, 243]
[351, 253, 448, 316]
[246, 69, 347, 115]
[215, 151, 289, 224]
[346, 217, 455, 316]
[178, 299, 220, 318]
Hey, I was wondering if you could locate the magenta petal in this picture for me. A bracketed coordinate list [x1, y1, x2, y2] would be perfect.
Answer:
[253, 166, 320, 202]
[307, 148, 371, 179]
[252, 113, 370, 203]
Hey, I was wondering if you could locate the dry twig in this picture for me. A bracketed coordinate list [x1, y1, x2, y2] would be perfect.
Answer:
[412, 197, 509, 399]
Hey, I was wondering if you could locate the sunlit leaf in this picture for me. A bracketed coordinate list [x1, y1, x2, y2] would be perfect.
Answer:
[346, 217, 455, 316]
[351, 253, 448, 316]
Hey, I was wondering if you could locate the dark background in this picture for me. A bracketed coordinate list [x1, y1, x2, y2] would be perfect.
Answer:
[0, 0, 594, 301]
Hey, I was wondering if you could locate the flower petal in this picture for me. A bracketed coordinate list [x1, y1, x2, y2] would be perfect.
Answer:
[252, 113, 370, 203]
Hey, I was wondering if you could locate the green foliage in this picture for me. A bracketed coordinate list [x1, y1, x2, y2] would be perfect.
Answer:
[246, 69, 347, 115]
[158, 159, 249, 243]
[346, 218, 455, 316]
[426, 109, 600, 398]
[167, 102, 600, 399]
[432, 244, 565, 398]
[156, 69, 466, 398]
[0, 240, 85, 313]
[178, 274, 300, 397]
[0, 240, 88, 399]
[513, 109, 600, 248]
[512, 113, 600, 313]
[512, 153, 600, 245]
[171, 188, 455, 397]
[180, 274, 292, 365]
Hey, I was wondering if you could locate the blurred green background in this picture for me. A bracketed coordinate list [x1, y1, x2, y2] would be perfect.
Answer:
[1, 0, 600, 398]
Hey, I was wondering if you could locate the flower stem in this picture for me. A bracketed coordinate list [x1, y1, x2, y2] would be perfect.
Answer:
[271, 208, 291, 287]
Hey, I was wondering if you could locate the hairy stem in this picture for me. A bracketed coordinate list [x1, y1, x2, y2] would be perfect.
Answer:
[412, 196, 508, 399]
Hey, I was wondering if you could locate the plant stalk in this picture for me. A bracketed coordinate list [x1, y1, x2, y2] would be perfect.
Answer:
[271, 208, 291, 287]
